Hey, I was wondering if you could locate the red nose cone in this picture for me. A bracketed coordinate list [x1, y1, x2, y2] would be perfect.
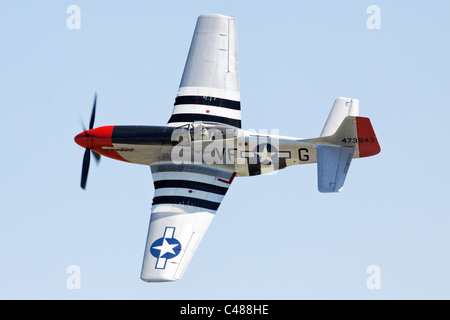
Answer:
[74, 130, 93, 149]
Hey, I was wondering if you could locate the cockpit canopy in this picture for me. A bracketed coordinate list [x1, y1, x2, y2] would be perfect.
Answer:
[175, 121, 241, 141]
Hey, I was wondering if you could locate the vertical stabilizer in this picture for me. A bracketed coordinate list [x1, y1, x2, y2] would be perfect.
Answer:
[321, 97, 359, 137]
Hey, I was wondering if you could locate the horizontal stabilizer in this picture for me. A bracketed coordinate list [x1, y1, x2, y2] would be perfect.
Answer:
[317, 145, 354, 192]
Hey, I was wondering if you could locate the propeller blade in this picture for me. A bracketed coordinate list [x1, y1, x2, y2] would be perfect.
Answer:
[89, 93, 97, 130]
[81, 148, 91, 189]
[92, 150, 101, 163]
[79, 92, 98, 190]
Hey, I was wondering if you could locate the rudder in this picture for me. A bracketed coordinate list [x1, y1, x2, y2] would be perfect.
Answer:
[323, 116, 380, 158]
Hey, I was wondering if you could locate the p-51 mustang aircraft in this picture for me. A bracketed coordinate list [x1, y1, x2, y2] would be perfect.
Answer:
[74, 13, 380, 282]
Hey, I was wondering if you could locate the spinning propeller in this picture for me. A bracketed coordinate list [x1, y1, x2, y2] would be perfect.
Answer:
[75, 93, 101, 189]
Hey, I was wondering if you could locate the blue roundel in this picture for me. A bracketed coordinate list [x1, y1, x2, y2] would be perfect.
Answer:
[150, 237, 182, 259]
[254, 143, 277, 165]
[256, 143, 276, 152]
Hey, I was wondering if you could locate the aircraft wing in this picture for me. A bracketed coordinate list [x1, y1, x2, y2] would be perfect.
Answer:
[167, 13, 242, 128]
[140, 162, 236, 282]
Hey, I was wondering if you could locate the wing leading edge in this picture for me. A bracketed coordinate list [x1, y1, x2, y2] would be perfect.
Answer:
[140, 163, 236, 282]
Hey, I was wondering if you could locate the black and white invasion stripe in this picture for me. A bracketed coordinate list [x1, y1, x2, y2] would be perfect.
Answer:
[150, 163, 235, 212]
[167, 95, 242, 128]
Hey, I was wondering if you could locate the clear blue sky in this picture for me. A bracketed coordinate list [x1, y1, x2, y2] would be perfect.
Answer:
[1, 0, 450, 299]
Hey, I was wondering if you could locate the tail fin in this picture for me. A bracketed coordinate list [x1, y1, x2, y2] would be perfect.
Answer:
[321, 97, 359, 137]
[310, 98, 380, 193]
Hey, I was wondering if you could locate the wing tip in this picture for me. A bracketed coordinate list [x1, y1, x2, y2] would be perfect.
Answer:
[199, 13, 235, 20]
[140, 276, 177, 283]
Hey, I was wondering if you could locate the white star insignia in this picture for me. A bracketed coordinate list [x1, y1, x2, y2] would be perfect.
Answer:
[255, 144, 275, 165]
[153, 239, 179, 257]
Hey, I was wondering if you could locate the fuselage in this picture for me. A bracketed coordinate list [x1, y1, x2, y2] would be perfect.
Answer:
[74, 122, 318, 177]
